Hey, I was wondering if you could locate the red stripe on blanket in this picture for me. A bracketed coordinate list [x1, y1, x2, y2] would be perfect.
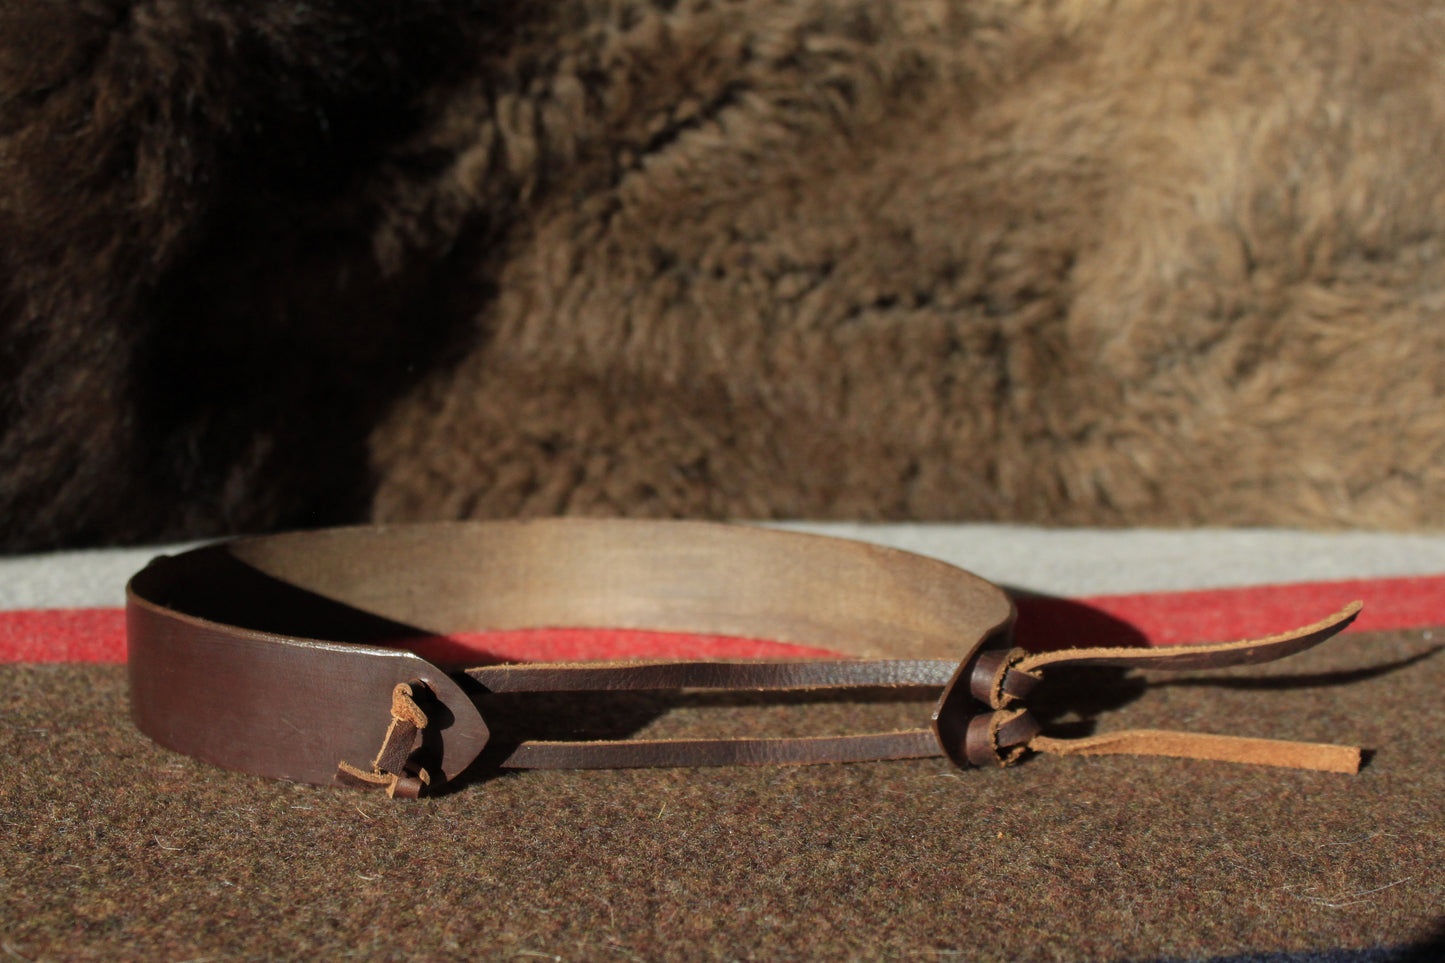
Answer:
[1, 608, 129, 663]
[3, 573, 1441, 663]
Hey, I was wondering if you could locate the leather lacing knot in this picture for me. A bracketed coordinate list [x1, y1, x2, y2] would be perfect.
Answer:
[948, 645, 1044, 769]
[963, 707, 1043, 768]
[955, 601, 1367, 774]
[336, 682, 434, 799]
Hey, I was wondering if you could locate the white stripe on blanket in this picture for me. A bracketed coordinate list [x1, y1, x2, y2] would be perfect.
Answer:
[4, 525, 1445, 610]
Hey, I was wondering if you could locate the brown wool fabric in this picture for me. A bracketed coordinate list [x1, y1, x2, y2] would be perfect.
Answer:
[2, 629, 1442, 962]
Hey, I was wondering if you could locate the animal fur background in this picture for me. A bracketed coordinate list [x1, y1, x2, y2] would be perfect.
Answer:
[3, 0, 1444, 551]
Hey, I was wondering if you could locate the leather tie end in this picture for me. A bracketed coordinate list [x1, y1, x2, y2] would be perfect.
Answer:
[337, 681, 437, 798]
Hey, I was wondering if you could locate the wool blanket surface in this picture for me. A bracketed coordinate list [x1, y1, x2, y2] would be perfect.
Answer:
[1, 524, 1441, 962]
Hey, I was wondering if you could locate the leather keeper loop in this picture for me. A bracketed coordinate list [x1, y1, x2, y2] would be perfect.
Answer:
[968, 647, 1039, 708]
[964, 709, 1043, 768]
[968, 650, 1009, 706]
[963, 713, 1000, 767]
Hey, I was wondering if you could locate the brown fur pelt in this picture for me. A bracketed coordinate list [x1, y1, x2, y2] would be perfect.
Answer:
[3, 0, 1445, 551]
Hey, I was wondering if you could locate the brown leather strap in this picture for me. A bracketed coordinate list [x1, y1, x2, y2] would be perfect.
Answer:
[499, 730, 945, 770]
[1010, 602, 1364, 677]
[466, 659, 958, 771]
[124, 519, 1366, 796]
[466, 659, 960, 692]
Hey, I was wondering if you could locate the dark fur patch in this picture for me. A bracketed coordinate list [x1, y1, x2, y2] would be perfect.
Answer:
[5, 1, 1445, 549]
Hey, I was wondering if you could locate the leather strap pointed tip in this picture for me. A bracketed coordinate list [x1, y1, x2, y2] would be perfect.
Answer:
[1015, 600, 1365, 675]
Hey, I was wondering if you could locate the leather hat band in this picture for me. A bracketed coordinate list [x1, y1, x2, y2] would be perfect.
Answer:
[125, 520, 1362, 798]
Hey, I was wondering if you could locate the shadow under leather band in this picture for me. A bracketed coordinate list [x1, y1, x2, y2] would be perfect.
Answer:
[125, 520, 1363, 798]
